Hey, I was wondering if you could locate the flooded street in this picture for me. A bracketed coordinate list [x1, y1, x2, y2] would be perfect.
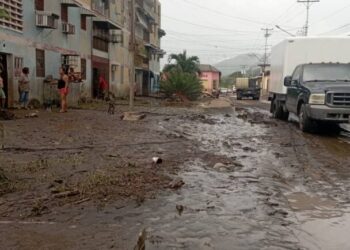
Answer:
[0, 98, 350, 249]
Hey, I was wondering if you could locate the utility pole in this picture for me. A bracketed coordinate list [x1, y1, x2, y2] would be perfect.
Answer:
[261, 28, 273, 74]
[129, 0, 136, 109]
[297, 0, 320, 36]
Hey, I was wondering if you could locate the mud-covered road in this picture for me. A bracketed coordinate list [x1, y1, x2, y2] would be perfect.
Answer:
[0, 98, 350, 250]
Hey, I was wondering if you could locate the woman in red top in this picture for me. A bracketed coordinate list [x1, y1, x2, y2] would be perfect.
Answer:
[99, 75, 108, 99]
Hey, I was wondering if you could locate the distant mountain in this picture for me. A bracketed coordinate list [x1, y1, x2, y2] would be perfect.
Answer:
[214, 54, 261, 76]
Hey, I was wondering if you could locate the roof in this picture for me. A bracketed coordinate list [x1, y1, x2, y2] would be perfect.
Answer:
[199, 64, 221, 73]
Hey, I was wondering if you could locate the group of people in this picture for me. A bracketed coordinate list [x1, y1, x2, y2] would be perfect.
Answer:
[0, 65, 75, 113]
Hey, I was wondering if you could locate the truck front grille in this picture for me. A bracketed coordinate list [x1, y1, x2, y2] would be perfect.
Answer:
[327, 92, 350, 107]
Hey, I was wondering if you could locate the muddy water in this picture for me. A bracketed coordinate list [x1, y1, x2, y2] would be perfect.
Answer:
[115, 109, 301, 249]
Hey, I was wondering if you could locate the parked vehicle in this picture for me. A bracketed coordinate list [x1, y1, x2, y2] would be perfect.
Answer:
[236, 78, 260, 100]
[269, 37, 350, 132]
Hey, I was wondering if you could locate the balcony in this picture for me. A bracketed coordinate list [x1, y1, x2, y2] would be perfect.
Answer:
[92, 0, 107, 16]
[62, 22, 75, 34]
[61, 0, 81, 7]
[36, 11, 59, 29]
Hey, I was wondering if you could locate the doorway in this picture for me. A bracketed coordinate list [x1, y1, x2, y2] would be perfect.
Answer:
[0, 53, 8, 108]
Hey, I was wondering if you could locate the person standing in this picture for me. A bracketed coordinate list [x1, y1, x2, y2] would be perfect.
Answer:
[98, 75, 108, 99]
[58, 66, 69, 113]
[18, 67, 30, 109]
[0, 65, 6, 109]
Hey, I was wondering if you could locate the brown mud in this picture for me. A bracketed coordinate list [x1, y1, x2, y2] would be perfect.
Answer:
[0, 97, 349, 250]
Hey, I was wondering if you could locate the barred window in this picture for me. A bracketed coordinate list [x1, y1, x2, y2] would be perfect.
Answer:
[14, 57, 23, 77]
[0, 0, 23, 32]
[36, 49, 45, 77]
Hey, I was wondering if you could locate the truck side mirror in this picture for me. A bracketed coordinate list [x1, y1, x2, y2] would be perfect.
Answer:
[284, 76, 292, 87]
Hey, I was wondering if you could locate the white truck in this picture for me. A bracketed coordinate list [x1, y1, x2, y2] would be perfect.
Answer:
[269, 37, 350, 132]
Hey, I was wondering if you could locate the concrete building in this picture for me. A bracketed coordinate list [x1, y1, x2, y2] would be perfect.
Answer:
[134, 0, 165, 96]
[0, 0, 164, 108]
[199, 64, 221, 94]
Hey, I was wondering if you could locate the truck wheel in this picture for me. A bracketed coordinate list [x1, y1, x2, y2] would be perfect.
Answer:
[299, 104, 313, 133]
[272, 99, 283, 119]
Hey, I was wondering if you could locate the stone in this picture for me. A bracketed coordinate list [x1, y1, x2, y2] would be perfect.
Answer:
[213, 163, 226, 170]
[169, 178, 185, 189]
[121, 112, 146, 121]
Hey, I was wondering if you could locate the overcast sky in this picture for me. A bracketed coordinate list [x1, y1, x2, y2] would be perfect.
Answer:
[160, 0, 350, 66]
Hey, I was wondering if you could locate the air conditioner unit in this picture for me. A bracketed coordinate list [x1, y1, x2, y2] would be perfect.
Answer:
[110, 32, 123, 44]
[62, 23, 75, 35]
[36, 12, 58, 29]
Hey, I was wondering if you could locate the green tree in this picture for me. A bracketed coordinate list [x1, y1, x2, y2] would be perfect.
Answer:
[0, 9, 9, 19]
[161, 69, 203, 101]
[163, 50, 200, 74]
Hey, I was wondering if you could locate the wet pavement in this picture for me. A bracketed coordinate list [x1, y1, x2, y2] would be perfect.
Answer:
[1, 98, 350, 249]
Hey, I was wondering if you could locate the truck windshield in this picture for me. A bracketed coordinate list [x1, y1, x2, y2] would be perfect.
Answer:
[303, 64, 350, 82]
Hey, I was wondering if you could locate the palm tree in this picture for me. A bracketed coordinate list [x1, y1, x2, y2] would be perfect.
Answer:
[163, 50, 200, 74]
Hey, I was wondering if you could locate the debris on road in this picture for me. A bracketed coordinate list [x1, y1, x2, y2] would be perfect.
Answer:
[25, 111, 39, 118]
[121, 112, 146, 121]
[176, 204, 184, 215]
[152, 157, 163, 164]
[134, 229, 147, 250]
[168, 177, 185, 189]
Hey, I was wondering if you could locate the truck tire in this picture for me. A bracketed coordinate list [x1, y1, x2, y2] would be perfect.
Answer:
[272, 99, 289, 121]
[299, 104, 313, 133]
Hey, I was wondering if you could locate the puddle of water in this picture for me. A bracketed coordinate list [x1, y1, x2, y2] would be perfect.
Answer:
[295, 209, 350, 250]
[287, 192, 350, 250]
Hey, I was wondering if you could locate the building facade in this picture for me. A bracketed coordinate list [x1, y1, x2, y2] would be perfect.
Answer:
[134, 0, 165, 96]
[0, 0, 164, 107]
[199, 64, 221, 94]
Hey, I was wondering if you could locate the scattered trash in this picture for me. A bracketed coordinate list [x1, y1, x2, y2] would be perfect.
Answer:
[25, 111, 39, 118]
[134, 229, 147, 250]
[168, 177, 185, 189]
[121, 112, 146, 121]
[152, 157, 163, 164]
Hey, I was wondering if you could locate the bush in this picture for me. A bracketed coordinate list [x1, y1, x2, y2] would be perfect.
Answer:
[161, 70, 203, 101]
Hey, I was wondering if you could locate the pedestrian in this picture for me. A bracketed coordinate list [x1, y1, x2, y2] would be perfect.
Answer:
[0, 65, 6, 109]
[18, 67, 30, 109]
[58, 65, 69, 113]
[98, 75, 108, 99]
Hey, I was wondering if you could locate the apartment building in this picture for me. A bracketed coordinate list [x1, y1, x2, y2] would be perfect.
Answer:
[0, 0, 164, 107]
[134, 0, 165, 96]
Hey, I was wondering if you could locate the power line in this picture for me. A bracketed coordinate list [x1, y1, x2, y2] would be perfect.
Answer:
[297, 0, 320, 36]
[179, 0, 269, 26]
[163, 15, 260, 33]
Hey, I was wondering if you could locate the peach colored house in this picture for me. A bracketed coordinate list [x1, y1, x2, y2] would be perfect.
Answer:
[199, 64, 221, 94]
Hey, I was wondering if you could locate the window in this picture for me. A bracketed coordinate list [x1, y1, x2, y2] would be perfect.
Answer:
[14, 57, 23, 77]
[35, 0, 44, 11]
[0, 0, 24, 32]
[292, 66, 302, 84]
[81, 15, 87, 30]
[36, 49, 45, 77]
[61, 5, 68, 22]
[81, 58, 86, 80]
[93, 25, 109, 52]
